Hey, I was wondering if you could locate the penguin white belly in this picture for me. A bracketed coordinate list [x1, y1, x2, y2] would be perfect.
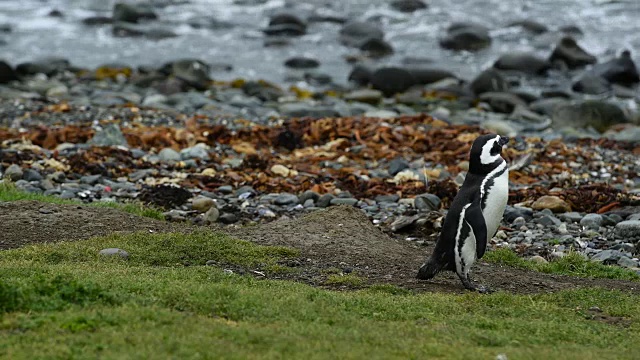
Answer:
[482, 168, 509, 242]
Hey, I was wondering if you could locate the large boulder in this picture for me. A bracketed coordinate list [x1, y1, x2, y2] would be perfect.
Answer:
[549, 36, 596, 69]
[493, 52, 550, 74]
[370, 67, 416, 97]
[263, 13, 307, 36]
[439, 22, 491, 51]
[15, 57, 71, 77]
[0, 60, 19, 84]
[590, 50, 639, 86]
[552, 100, 628, 132]
[469, 68, 509, 95]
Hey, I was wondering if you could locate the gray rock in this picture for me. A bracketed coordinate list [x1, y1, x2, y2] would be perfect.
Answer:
[344, 89, 383, 104]
[470, 68, 509, 95]
[217, 185, 233, 194]
[317, 193, 335, 208]
[16, 57, 71, 77]
[536, 215, 562, 227]
[359, 38, 394, 58]
[303, 199, 315, 208]
[591, 249, 624, 265]
[572, 74, 611, 95]
[549, 36, 596, 69]
[88, 123, 128, 147]
[80, 174, 102, 185]
[279, 103, 340, 118]
[235, 186, 256, 197]
[112, 22, 177, 40]
[504, 206, 534, 222]
[180, 144, 210, 160]
[493, 52, 550, 74]
[113, 2, 157, 23]
[22, 169, 42, 182]
[370, 67, 416, 97]
[330, 198, 358, 206]
[218, 213, 238, 224]
[0, 61, 19, 84]
[617, 256, 638, 268]
[284, 57, 319, 69]
[158, 148, 181, 162]
[529, 97, 569, 117]
[203, 207, 220, 224]
[580, 213, 603, 230]
[391, 0, 428, 12]
[375, 194, 400, 203]
[264, 13, 307, 37]
[552, 100, 628, 133]
[99, 248, 129, 259]
[388, 157, 410, 176]
[3, 164, 23, 181]
[299, 190, 320, 204]
[512, 216, 526, 228]
[615, 220, 640, 238]
[340, 21, 384, 47]
[479, 92, 528, 113]
[559, 212, 583, 223]
[274, 193, 299, 206]
[166, 59, 211, 90]
[440, 22, 491, 51]
[415, 194, 441, 211]
[589, 50, 639, 87]
[508, 19, 548, 34]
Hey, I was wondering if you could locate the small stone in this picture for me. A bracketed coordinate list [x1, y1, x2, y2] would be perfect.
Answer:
[330, 198, 359, 206]
[219, 213, 238, 224]
[235, 186, 256, 197]
[299, 190, 320, 204]
[271, 164, 291, 177]
[80, 174, 102, 185]
[537, 215, 562, 227]
[158, 148, 181, 162]
[591, 249, 623, 265]
[580, 213, 603, 230]
[218, 185, 233, 194]
[88, 123, 128, 147]
[192, 196, 215, 212]
[204, 207, 220, 224]
[559, 212, 583, 223]
[512, 217, 526, 228]
[388, 157, 410, 176]
[99, 248, 129, 259]
[557, 223, 568, 234]
[531, 196, 571, 213]
[3, 164, 23, 181]
[375, 194, 400, 203]
[274, 193, 299, 206]
[415, 194, 441, 211]
[344, 89, 383, 104]
[530, 255, 548, 264]
[618, 256, 638, 268]
[317, 194, 335, 208]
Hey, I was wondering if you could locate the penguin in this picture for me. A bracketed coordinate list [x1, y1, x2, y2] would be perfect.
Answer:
[416, 134, 510, 293]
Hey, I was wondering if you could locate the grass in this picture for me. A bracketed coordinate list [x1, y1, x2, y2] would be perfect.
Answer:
[0, 181, 165, 220]
[1, 232, 640, 359]
[485, 248, 640, 281]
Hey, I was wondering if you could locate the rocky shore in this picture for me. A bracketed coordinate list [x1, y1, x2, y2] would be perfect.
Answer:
[1, 1, 640, 273]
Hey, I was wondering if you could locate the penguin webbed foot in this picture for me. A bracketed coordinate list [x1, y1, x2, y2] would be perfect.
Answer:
[458, 274, 492, 294]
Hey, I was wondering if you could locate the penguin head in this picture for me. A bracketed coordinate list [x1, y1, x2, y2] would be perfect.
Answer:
[468, 134, 509, 174]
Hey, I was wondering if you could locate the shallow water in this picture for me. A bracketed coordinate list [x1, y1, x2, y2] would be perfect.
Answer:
[0, 0, 638, 86]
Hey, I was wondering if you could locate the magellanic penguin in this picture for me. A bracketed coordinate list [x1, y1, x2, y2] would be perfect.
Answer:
[417, 134, 509, 293]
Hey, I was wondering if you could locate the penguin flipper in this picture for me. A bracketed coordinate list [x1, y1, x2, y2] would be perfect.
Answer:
[465, 200, 488, 259]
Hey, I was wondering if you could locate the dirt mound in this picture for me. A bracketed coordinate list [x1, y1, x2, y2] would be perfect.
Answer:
[0, 200, 181, 250]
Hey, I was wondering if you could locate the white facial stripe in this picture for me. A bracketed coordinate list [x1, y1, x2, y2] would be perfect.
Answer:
[480, 136, 501, 165]
[480, 160, 507, 200]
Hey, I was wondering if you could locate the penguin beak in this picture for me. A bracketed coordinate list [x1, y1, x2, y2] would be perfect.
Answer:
[498, 136, 510, 146]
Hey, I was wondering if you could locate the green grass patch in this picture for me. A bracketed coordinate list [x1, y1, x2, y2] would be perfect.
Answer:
[324, 273, 366, 287]
[485, 248, 640, 281]
[0, 181, 165, 220]
[1, 233, 640, 359]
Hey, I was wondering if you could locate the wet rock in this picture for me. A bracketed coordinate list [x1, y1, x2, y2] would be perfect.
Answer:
[284, 57, 319, 69]
[549, 36, 596, 69]
[317, 193, 335, 208]
[470, 68, 509, 95]
[192, 196, 215, 213]
[264, 13, 306, 36]
[407, 67, 456, 85]
[371, 67, 415, 97]
[242, 81, 284, 102]
[507, 19, 548, 34]
[388, 157, 410, 176]
[552, 100, 628, 132]
[0, 23, 12, 33]
[572, 74, 611, 95]
[88, 123, 128, 147]
[531, 196, 571, 213]
[529, 97, 569, 117]
[415, 194, 441, 211]
[112, 22, 177, 40]
[0, 61, 19, 84]
[359, 38, 394, 58]
[80, 174, 101, 185]
[3, 164, 23, 181]
[274, 193, 299, 206]
[83, 16, 114, 26]
[493, 52, 550, 74]
[615, 220, 640, 238]
[299, 190, 320, 204]
[99, 248, 129, 259]
[204, 207, 220, 224]
[279, 103, 339, 118]
[348, 65, 374, 86]
[390, 0, 428, 12]
[340, 21, 384, 47]
[589, 50, 639, 86]
[16, 57, 71, 77]
[187, 16, 234, 30]
[479, 92, 528, 113]
[113, 2, 157, 23]
[344, 89, 383, 104]
[163, 59, 211, 90]
[440, 22, 491, 51]
[580, 214, 603, 230]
